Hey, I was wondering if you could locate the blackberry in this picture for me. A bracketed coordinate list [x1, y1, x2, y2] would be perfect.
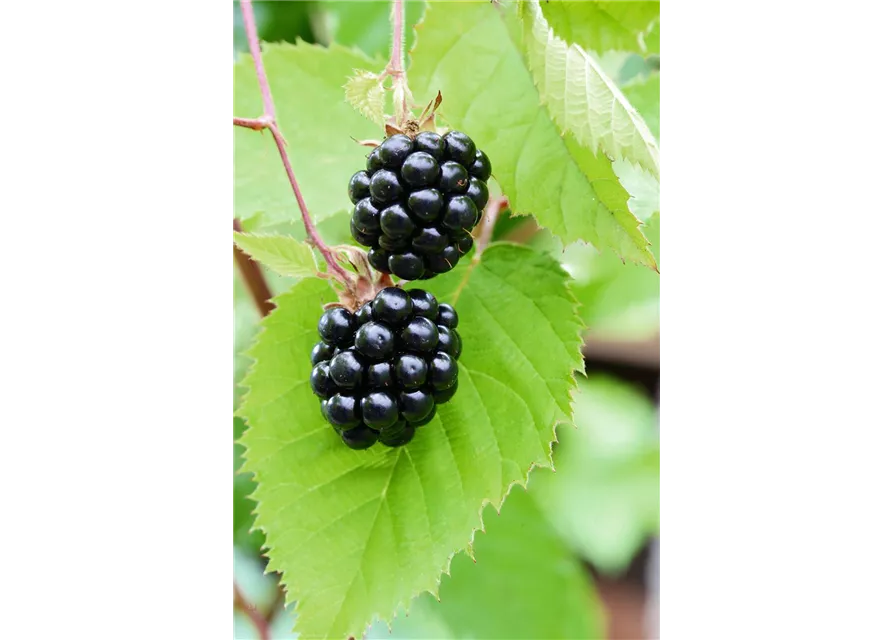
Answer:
[438, 161, 469, 195]
[388, 252, 426, 281]
[370, 170, 404, 204]
[428, 246, 460, 274]
[310, 287, 461, 449]
[455, 234, 474, 256]
[394, 353, 428, 389]
[443, 131, 476, 167]
[412, 227, 449, 255]
[466, 177, 489, 214]
[310, 342, 335, 366]
[399, 389, 435, 423]
[380, 204, 415, 239]
[329, 349, 364, 390]
[347, 131, 492, 280]
[317, 307, 356, 346]
[379, 235, 410, 252]
[348, 171, 371, 204]
[407, 189, 443, 223]
[442, 195, 477, 233]
[341, 425, 379, 450]
[379, 425, 415, 448]
[401, 152, 440, 187]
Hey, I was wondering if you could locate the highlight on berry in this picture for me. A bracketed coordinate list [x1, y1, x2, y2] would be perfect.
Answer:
[311, 287, 462, 449]
[348, 131, 492, 281]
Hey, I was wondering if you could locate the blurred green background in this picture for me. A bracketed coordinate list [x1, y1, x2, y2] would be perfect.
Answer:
[233, 2, 659, 638]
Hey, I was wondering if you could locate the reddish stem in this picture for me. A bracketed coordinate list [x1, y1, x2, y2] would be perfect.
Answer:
[239, 0, 275, 120]
[234, 582, 271, 640]
[265, 125, 348, 280]
[233, 116, 267, 131]
[389, 0, 404, 75]
[234, 0, 351, 284]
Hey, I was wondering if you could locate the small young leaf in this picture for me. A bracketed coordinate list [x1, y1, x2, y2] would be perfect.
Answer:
[521, 0, 660, 177]
[237, 244, 583, 639]
[410, 0, 656, 268]
[541, 1, 660, 56]
[233, 232, 318, 279]
[344, 70, 386, 125]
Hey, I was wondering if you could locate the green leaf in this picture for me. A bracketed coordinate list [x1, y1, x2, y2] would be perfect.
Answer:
[521, 0, 660, 177]
[237, 243, 583, 638]
[531, 374, 660, 574]
[234, 416, 266, 554]
[233, 232, 318, 279]
[622, 73, 660, 141]
[320, 0, 427, 59]
[541, 1, 660, 56]
[234, 272, 259, 406]
[410, 0, 655, 268]
[615, 158, 659, 224]
[568, 211, 660, 340]
[368, 487, 605, 639]
[234, 42, 384, 228]
[645, 17, 660, 53]
[344, 70, 386, 125]
[234, 264, 299, 407]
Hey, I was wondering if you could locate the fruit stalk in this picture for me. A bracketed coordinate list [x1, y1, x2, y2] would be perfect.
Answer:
[233, 0, 351, 285]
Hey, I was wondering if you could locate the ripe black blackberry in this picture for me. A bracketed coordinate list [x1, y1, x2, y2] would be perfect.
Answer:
[348, 131, 492, 281]
[310, 287, 462, 449]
